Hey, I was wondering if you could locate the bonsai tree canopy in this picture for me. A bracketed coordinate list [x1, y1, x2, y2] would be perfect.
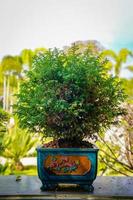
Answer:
[15, 49, 126, 145]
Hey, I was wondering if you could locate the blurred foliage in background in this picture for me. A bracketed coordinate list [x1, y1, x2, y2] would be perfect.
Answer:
[0, 117, 39, 174]
[0, 41, 133, 175]
[97, 103, 133, 176]
[2, 117, 38, 172]
[0, 108, 9, 153]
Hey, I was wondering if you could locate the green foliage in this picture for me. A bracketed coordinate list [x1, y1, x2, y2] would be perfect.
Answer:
[2, 118, 38, 170]
[100, 48, 133, 76]
[0, 55, 22, 73]
[5, 165, 37, 175]
[0, 108, 9, 133]
[0, 108, 9, 154]
[126, 65, 133, 72]
[20, 49, 34, 69]
[0, 162, 8, 175]
[15, 49, 126, 143]
[64, 40, 104, 56]
[20, 47, 47, 69]
[122, 78, 133, 103]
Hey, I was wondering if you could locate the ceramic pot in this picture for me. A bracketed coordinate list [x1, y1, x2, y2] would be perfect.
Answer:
[36, 147, 99, 192]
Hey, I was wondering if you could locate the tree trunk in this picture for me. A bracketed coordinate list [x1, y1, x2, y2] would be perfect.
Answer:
[3, 75, 6, 110]
[6, 75, 10, 111]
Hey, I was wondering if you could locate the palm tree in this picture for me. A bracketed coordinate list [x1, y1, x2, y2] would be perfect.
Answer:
[0, 55, 23, 112]
[20, 49, 34, 70]
[126, 65, 133, 73]
[100, 48, 133, 77]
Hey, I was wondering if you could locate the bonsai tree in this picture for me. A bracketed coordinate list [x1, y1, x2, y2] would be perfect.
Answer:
[15, 49, 126, 147]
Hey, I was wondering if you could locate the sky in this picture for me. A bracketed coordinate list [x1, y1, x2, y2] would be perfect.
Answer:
[0, 0, 133, 60]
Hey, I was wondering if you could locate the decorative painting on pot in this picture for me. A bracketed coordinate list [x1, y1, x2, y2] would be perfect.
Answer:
[44, 155, 91, 175]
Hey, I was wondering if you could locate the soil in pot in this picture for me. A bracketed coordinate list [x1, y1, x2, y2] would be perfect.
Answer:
[43, 138, 94, 148]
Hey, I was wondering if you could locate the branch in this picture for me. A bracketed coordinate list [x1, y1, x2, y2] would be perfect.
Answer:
[98, 134, 118, 159]
[99, 155, 130, 176]
[100, 149, 133, 173]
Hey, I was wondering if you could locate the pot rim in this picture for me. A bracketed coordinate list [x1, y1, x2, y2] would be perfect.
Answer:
[36, 146, 99, 152]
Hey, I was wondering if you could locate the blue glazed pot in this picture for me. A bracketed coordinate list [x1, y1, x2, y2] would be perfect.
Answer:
[36, 147, 99, 192]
